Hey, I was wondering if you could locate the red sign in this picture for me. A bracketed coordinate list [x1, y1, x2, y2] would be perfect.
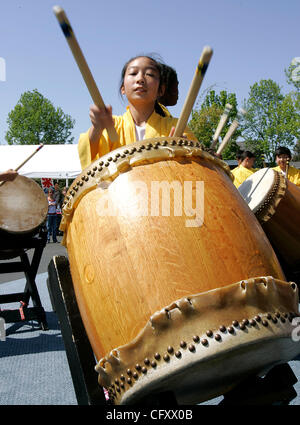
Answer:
[41, 178, 53, 189]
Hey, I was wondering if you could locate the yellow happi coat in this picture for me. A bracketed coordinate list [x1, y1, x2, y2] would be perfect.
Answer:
[231, 165, 257, 188]
[78, 106, 197, 170]
[272, 165, 300, 187]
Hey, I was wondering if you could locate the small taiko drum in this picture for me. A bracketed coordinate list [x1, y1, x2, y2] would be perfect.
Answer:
[238, 168, 300, 271]
[0, 175, 48, 259]
[60, 138, 300, 405]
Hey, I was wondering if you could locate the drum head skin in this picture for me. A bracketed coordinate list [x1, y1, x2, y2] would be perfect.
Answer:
[238, 168, 279, 214]
[0, 175, 48, 234]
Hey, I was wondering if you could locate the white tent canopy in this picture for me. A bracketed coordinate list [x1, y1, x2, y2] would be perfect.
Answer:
[0, 144, 82, 180]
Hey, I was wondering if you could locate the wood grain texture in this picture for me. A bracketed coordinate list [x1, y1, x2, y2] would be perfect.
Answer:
[66, 158, 285, 360]
[262, 180, 300, 267]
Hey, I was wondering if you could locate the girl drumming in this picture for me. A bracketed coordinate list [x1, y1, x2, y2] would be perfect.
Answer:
[78, 55, 197, 169]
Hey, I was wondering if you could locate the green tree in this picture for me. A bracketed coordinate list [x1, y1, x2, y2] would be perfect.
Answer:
[241, 79, 300, 163]
[285, 59, 300, 162]
[189, 90, 241, 159]
[293, 140, 300, 161]
[5, 89, 75, 145]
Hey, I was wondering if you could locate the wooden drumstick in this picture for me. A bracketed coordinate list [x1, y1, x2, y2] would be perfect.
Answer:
[216, 109, 246, 155]
[173, 46, 213, 137]
[285, 159, 290, 179]
[0, 144, 44, 187]
[210, 103, 232, 149]
[53, 6, 119, 143]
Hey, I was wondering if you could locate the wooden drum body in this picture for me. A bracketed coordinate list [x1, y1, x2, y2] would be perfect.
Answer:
[239, 168, 300, 271]
[61, 139, 300, 404]
[0, 175, 48, 259]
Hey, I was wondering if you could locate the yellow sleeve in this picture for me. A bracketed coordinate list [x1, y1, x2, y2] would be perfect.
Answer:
[78, 130, 92, 171]
[78, 111, 198, 170]
[145, 112, 198, 142]
[77, 116, 125, 170]
[163, 116, 198, 142]
[290, 167, 300, 187]
[183, 126, 198, 142]
[77, 130, 112, 170]
[167, 116, 198, 142]
[273, 165, 300, 187]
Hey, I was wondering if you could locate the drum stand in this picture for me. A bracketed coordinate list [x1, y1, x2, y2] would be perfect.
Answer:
[47, 255, 106, 405]
[0, 227, 48, 331]
[47, 255, 299, 406]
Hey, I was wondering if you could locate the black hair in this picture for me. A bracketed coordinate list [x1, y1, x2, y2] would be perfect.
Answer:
[159, 64, 179, 107]
[236, 150, 244, 160]
[240, 150, 255, 160]
[119, 54, 164, 97]
[274, 146, 292, 160]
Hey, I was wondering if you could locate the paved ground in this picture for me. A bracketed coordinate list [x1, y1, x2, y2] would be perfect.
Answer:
[0, 236, 67, 284]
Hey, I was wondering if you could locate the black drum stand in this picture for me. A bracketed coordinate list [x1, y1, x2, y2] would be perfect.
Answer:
[47, 255, 106, 405]
[0, 227, 48, 330]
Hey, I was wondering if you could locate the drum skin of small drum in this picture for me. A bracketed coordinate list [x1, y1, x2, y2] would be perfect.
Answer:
[239, 168, 300, 270]
[0, 175, 48, 259]
[60, 138, 300, 404]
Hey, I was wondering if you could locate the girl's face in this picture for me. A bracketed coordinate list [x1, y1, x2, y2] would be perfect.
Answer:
[121, 57, 164, 107]
[246, 157, 255, 169]
[276, 154, 290, 170]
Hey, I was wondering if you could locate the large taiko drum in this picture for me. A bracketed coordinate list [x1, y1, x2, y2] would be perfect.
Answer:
[238, 168, 300, 271]
[61, 138, 300, 405]
[0, 175, 48, 259]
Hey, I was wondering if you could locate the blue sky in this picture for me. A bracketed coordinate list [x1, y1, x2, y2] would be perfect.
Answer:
[0, 0, 299, 145]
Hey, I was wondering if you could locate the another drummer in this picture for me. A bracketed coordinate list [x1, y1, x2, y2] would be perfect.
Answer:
[78, 55, 197, 169]
[272, 146, 300, 187]
[231, 150, 257, 188]
[0, 169, 18, 182]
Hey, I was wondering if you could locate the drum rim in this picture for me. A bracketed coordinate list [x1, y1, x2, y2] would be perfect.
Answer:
[95, 276, 300, 404]
[255, 170, 286, 222]
[60, 137, 232, 238]
[239, 168, 287, 223]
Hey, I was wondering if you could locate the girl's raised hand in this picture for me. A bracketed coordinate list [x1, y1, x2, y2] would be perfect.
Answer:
[168, 126, 175, 137]
[168, 126, 188, 138]
[89, 104, 114, 132]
